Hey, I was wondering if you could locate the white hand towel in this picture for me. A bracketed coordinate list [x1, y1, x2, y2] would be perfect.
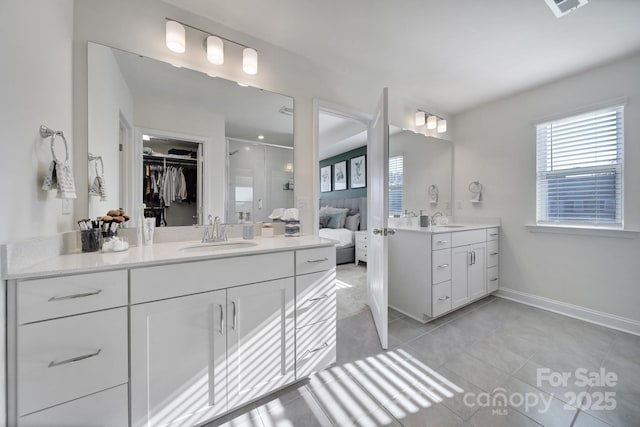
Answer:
[283, 208, 299, 221]
[55, 160, 77, 199]
[268, 208, 286, 220]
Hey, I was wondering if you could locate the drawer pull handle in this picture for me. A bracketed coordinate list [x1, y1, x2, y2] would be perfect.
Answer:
[437, 240, 448, 244]
[437, 264, 449, 269]
[306, 258, 328, 263]
[490, 278, 499, 282]
[308, 294, 329, 303]
[48, 349, 101, 368]
[490, 252, 499, 255]
[489, 233, 498, 236]
[48, 289, 102, 302]
[438, 296, 450, 301]
[308, 342, 329, 353]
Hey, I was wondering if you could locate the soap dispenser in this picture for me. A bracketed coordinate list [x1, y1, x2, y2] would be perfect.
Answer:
[419, 210, 430, 228]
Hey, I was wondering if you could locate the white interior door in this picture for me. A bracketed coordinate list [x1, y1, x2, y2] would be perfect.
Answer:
[367, 88, 390, 349]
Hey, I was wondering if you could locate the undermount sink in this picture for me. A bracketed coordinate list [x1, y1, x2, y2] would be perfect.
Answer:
[437, 224, 466, 228]
[179, 241, 259, 253]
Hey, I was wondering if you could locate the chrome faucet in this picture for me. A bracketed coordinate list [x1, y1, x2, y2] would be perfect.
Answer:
[202, 215, 227, 243]
[431, 211, 443, 226]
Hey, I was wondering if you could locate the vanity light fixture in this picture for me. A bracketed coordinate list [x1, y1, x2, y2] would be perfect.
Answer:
[165, 18, 258, 75]
[258, 135, 265, 140]
[415, 110, 448, 134]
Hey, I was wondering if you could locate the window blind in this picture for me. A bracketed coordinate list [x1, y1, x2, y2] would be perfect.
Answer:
[389, 155, 403, 217]
[536, 105, 624, 226]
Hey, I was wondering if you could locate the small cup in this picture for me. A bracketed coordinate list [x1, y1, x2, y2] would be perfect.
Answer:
[81, 229, 102, 252]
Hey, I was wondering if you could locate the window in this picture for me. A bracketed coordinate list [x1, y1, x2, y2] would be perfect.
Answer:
[536, 105, 624, 227]
[389, 155, 403, 217]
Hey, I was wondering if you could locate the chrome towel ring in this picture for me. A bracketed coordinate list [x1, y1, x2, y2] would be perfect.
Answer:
[40, 124, 69, 162]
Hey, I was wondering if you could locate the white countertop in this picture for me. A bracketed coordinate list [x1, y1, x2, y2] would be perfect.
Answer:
[5, 235, 334, 280]
[392, 223, 500, 234]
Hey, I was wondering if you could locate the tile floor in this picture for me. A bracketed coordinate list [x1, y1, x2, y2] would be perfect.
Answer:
[205, 296, 640, 427]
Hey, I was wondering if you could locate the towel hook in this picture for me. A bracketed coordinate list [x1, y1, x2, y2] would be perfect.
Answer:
[40, 125, 69, 163]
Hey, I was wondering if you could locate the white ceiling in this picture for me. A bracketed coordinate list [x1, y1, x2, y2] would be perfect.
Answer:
[164, 0, 640, 114]
[318, 111, 367, 160]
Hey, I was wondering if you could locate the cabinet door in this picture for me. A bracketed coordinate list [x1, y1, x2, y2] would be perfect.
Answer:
[130, 290, 227, 427]
[227, 278, 295, 409]
[451, 246, 470, 309]
[468, 243, 487, 300]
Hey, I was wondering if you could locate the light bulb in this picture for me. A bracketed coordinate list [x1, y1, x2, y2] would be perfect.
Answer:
[437, 119, 447, 133]
[243, 48, 258, 75]
[427, 115, 437, 130]
[206, 36, 224, 65]
[415, 111, 425, 126]
[166, 21, 186, 53]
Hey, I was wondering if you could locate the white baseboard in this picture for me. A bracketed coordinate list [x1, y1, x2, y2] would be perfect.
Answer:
[495, 287, 640, 336]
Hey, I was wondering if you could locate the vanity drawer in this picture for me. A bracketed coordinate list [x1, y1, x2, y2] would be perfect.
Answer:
[17, 308, 128, 416]
[18, 384, 128, 427]
[432, 281, 452, 317]
[296, 246, 336, 275]
[487, 266, 499, 293]
[451, 229, 486, 247]
[131, 251, 294, 304]
[432, 233, 451, 250]
[296, 319, 336, 379]
[17, 270, 127, 324]
[487, 228, 499, 241]
[296, 270, 336, 328]
[431, 249, 451, 285]
[487, 240, 499, 268]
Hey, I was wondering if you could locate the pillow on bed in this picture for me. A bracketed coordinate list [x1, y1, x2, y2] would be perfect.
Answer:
[319, 215, 331, 228]
[326, 213, 344, 229]
[344, 213, 361, 231]
[320, 206, 349, 228]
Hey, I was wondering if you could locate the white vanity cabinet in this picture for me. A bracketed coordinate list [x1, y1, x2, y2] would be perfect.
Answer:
[390, 226, 498, 323]
[8, 270, 129, 427]
[130, 253, 295, 427]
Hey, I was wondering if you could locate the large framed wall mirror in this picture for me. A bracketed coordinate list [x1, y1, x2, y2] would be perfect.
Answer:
[87, 42, 294, 226]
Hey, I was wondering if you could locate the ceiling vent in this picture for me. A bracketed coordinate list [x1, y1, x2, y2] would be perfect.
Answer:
[544, 0, 588, 18]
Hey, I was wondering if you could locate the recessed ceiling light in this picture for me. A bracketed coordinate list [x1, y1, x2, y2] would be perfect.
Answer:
[258, 135, 265, 140]
[237, 82, 249, 87]
[142, 134, 150, 141]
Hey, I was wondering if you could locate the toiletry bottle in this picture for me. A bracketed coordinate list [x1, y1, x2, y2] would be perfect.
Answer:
[137, 203, 146, 247]
[420, 210, 430, 228]
[243, 212, 254, 240]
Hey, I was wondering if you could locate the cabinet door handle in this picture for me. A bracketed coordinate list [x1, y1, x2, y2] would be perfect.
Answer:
[437, 264, 449, 269]
[306, 258, 328, 263]
[219, 304, 224, 335]
[308, 342, 329, 353]
[438, 296, 450, 301]
[48, 289, 102, 302]
[308, 294, 328, 303]
[489, 233, 498, 236]
[490, 252, 499, 256]
[468, 252, 473, 266]
[490, 278, 498, 282]
[232, 301, 237, 330]
[48, 349, 101, 368]
[472, 251, 476, 265]
[437, 240, 448, 244]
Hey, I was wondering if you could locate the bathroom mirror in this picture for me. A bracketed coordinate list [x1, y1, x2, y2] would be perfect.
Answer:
[87, 42, 294, 225]
[389, 125, 453, 217]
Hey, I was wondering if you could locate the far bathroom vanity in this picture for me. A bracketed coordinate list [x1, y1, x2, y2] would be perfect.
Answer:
[389, 222, 500, 323]
[2, 235, 336, 427]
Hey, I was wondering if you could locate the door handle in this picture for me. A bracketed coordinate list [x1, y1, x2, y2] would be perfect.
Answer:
[373, 229, 382, 235]
[437, 264, 449, 269]
[258, 199, 263, 210]
[232, 301, 237, 330]
[438, 296, 450, 301]
[387, 228, 396, 235]
[219, 304, 224, 335]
